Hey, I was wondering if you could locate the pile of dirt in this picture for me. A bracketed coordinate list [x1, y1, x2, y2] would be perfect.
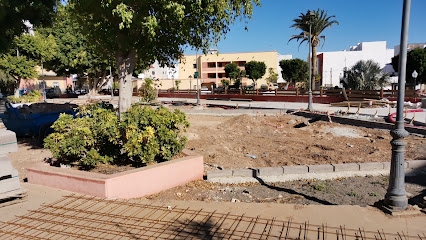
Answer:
[186, 114, 426, 170]
[18, 103, 78, 114]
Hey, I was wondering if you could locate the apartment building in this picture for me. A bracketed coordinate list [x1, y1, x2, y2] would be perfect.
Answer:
[178, 50, 280, 89]
[317, 41, 395, 88]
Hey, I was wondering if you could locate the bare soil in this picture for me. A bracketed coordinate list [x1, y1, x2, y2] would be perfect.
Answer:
[185, 114, 426, 170]
[5, 113, 426, 207]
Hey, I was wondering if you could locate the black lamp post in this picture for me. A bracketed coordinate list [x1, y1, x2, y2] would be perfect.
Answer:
[384, 0, 411, 211]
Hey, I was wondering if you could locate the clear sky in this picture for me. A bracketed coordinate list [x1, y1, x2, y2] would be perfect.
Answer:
[184, 0, 426, 60]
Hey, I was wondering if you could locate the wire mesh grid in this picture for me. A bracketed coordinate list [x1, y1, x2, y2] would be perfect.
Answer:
[0, 194, 424, 240]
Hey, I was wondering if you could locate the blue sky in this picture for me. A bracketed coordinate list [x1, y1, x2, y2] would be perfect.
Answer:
[184, 0, 426, 60]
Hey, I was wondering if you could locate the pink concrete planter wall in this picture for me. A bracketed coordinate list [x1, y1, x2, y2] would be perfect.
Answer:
[27, 150, 203, 199]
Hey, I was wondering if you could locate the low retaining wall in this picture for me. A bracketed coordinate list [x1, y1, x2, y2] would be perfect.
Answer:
[27, 150, 203, 199]
[207, 160, 426, 183]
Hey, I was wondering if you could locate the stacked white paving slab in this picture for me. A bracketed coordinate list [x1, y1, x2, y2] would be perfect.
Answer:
[0, 129, 26, 201]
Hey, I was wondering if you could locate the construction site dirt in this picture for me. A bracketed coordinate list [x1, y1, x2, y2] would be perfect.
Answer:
[6, 113, 426, 207]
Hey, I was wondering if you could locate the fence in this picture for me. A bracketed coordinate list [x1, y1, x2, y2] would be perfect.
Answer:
[158, 88, 420, 100]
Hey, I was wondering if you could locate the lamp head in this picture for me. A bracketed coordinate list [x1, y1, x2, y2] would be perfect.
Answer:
[412, 70, 418, 78]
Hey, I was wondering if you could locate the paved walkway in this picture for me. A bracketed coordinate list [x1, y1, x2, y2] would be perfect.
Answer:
[0, 184, 424, 239]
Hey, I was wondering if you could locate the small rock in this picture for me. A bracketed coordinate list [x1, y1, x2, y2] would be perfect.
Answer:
[231, 198, 240, 203]
[367, 133, 372, 137]
[377, 136, 385, 139]
[167, 206, 173, 210]
[242, 190, 250, 194]
[176, 192, 182, 197]
[288, 119, 296, 125]
[346, 143, 354, 148]
[369, 139, 375, 143]
[278, 194, 283, 198]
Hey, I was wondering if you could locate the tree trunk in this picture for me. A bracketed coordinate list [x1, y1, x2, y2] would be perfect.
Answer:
[117, 49, 137, 116]
[88, 77, 98, 96]
[13, 77, 22, 98]
[312, 45, 318, 91]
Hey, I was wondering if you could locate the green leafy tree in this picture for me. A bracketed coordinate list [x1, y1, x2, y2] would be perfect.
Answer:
[0, 69, 16, 95]
[139, 78, 157, 102]
[70, 0, 260, 115]
[0, 32, 57, 97]
[221, 79, 230, 91]
[245, 61, 266, 88]
[0, 0, 57, 53]
[340, 60, 389, 90]
[289, 9, 339, 90]
[265, 68, 278, 83]
[279, 59, 308, 86]
[39, 4, 114, 95]
[391, 47, 426, 86]
[224, 62, 245, 88]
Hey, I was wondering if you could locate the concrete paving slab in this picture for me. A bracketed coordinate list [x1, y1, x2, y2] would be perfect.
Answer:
[359, 162, 384, 171]
[283, 165, 308, 174]
[207, 170, 233, 180]
[232, 168, 256, 177]
[308, 164, 334, 173]
[406, 160, 426, 169]
[256, 167, 284, 176]
[332, 163, 360, 172]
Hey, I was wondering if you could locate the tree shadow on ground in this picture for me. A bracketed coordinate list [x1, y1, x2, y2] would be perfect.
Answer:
[17, 136, 44, 150]
[405, 167, 426, 207]
[253, 176, 336, 205]
[166, 219, 222, 239]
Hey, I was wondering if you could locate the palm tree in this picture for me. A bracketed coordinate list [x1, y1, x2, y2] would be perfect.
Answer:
[289, 9, 339, 90]
[340, 60, 390, 90]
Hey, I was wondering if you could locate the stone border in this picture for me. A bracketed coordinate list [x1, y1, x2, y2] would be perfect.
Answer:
[207, 160, 426, 183]
[27, 150, 203, 199]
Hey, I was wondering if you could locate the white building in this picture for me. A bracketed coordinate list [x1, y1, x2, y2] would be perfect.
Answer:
[317, 41, 395, 88]
[277, 54, 293, 83]
[137, 61, 179, 80]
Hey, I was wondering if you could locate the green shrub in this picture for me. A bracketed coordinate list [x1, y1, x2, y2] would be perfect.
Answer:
[120, 105, 189, 163]
[44, 103, 189, 168]
[139, 78, 157, 102]
[8, 90, 42, 103]
[44, 104, 120, 167]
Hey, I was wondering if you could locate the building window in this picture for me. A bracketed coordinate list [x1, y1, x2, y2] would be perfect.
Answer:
[238, 61, 246, 67]
[208, 73, 216, 79]
[207, 62, 216, 68]
[218, 73, 225, 78]
[193, 64, 197, 68]
[218, 62, 223, 67]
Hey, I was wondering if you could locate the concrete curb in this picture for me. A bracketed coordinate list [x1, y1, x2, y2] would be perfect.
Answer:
[206, 160, 426, 183]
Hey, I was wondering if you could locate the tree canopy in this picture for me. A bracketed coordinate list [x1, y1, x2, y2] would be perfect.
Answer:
[245, 61, 266, 87]
[279, 59, 308, 85]
[265, 68, 278, 83]
[224, 62, 245, 87]
[391, 47, 426, 85]
[0, 32, 57, 96]
[289, 9, 338, 90]
[0, 0, 56, 53]
[70, 0, 261, 114]
[340, 60, 389, 90]
[39, 4, 115, 94]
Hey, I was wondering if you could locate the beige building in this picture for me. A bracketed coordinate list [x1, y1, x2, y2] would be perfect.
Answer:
[175, 50, 280, 89]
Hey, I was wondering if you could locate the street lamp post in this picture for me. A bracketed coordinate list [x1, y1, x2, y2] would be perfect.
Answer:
[188, 75, 192, 90]
[307, 10, 315, 111]
[384, 0, 411, 211]
[412, 70, 418, 90]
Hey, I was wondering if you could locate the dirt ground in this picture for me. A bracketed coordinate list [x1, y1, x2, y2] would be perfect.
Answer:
[5, 113, 426, 207]
[185, 114, 426, 170]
